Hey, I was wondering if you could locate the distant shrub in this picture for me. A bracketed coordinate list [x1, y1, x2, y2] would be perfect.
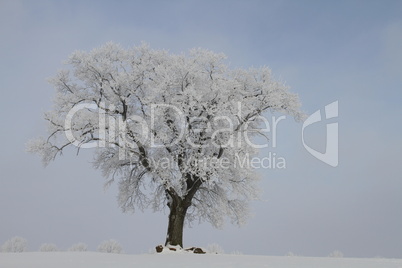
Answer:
[97, 239, 123, 253]
[286, 251, 303, 257]
[328, 250, 344, 258]
[206, 243, 224, 254]
[1, 236, 28, 253]
[68, 242, 88, 252]
[231, 250, 243, 255]
[39, 243, 58, 252]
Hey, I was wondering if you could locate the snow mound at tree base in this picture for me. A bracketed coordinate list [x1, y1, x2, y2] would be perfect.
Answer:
[155, 244, 206, 254]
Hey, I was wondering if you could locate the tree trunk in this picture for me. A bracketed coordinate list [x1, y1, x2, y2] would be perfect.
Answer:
[165, 199, 188, 248]
[164, 175, 201, 248]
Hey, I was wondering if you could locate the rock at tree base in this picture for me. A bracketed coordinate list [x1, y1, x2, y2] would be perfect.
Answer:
[156, 245, 163, 253]
[193, 248, 206, 254]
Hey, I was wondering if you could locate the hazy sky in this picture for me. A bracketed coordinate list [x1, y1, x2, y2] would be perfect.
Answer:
[1, 0, 401, 257]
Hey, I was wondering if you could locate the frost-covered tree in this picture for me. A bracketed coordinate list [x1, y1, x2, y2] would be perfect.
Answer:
[28, 43, 303, 248]
[68, 242, 88, 252]
[1, 236, 28, 253]
[39, 243, 58, 252]
[207, 243, 224, 254]
[328, 250, 344, 258]
[97, 239, 123, 253]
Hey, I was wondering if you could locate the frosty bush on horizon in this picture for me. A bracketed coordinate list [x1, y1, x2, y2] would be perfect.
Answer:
[97, 239, 123, 254]
[286, 251, 305, 257]
[207, 243, 224, 254]
[328, 250, 344, 258]
[231, 250, 243, 255]
[39, 243, 58, 252]
[68, 242, 88, 252]
[1, 236, 28, 253]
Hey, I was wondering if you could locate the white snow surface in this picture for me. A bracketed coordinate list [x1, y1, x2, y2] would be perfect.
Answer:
[1, 252, 402, 268]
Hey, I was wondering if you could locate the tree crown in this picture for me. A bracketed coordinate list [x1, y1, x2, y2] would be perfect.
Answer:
[28, 43, 303, 228]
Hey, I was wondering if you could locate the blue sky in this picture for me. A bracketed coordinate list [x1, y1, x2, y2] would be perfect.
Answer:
[1, 0, 401, 257]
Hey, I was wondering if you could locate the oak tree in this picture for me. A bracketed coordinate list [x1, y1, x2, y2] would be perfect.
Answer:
[28, 43, 303, 247]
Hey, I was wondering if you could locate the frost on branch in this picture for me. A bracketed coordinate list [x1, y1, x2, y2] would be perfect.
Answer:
[26, 137, 59, 166]
[28, 42, 304, 245]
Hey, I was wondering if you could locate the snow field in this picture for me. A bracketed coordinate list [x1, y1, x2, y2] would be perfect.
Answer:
[1, 252, 402, 268]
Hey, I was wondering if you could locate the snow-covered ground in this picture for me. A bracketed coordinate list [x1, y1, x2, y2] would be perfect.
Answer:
[1, 252, 402, 268]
